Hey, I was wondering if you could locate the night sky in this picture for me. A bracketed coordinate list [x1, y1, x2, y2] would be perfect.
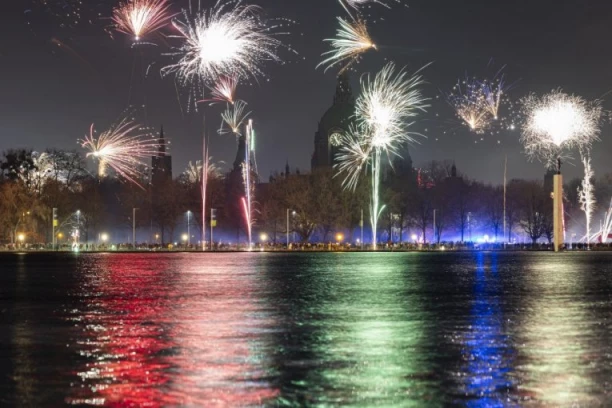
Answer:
[2, 0, 612, 184]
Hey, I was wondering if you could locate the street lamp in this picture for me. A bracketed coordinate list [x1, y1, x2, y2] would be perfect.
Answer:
[101, 233, 109, 243]
[260, 232, 268, 243]
[76, 210, 81, 245]
[411, 234, 418, 243]
[186, 211, 191, 246]
[132, 208, 139, 248]
[286, 209, 296, 246]
[181, 233, 188, 246]
[18, 233, 25, 247]
[335, 233, 344, 243]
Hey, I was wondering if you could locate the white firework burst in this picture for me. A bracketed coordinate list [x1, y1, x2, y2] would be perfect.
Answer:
[335, 62, 429, 248]
[318, 17, 376, 73]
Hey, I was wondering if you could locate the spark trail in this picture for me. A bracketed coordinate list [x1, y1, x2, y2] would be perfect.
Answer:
[335, 62, 428, 249]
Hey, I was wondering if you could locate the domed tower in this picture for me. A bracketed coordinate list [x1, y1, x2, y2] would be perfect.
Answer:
[311, 72, 355, 170]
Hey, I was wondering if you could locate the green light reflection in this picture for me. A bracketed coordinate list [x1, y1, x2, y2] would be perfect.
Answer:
[275, 254, 440, 407]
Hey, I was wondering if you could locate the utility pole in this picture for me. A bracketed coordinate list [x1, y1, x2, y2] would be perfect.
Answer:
[503, 155, 507, 245]
[133, 208, 138, 248]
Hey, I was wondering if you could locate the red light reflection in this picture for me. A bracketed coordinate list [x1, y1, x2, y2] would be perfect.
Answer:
[66, 254, 278, 406]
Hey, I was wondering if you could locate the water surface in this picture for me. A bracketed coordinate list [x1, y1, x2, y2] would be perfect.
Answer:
[1, 252, 611, 406]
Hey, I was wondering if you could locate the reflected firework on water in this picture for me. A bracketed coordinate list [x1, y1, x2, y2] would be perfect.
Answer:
[66, 254, 279, 405]
[2, 253, 612, 405]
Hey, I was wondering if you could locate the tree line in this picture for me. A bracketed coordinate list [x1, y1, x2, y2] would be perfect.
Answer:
[0, 148, 607, 245]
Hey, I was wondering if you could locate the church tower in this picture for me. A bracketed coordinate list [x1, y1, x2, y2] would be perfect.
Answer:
[311, 72, 355, 170]
[151, 126, 172, 188]
[233, 135, 247, 172]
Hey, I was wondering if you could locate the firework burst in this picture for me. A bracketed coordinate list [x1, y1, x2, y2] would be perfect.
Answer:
[197, 75, 239, 105]
[335, 62, 428, 248]
[162, 0, 284, 84]
[447, 77, 492, 133]
[481, 75, 509, 120]
[184, 159, 223, 183]
[210, 76, 238, 104]
[520, 90, 602, 167]
[219, 100, 251, 136]
[80, 115, 160, 187]
[446, 69, 516, 135]
[318, 17, 376, 73]
[112, 0, 173, 41]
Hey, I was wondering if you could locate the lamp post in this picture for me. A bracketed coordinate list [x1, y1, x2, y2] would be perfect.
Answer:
[186, 210, 191, 247]
[132, 208, 139, 248]
[360, 208, 364, 250]
[76, 210, 80, 245]
[52, 207, 58, 250]
[286, 209, 296, 247]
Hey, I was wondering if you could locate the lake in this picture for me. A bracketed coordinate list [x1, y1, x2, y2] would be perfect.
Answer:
[1, 252, 611, 406]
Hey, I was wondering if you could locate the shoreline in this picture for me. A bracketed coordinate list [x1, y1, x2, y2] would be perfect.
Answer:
[0, 248, 607, 254]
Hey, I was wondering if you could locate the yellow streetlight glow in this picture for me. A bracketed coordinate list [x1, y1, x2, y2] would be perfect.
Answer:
[336, 233, 344, 242]
[260, 233, 268, 242]
[101, 233, 109, 242]
[17, 233, 25, 242]
[181, 234, 189, 242]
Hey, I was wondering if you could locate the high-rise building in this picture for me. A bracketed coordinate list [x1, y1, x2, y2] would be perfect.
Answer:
[311, 72, 355, 170]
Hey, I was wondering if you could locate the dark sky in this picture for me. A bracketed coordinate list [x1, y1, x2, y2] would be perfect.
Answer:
[2, 0, 612, 184]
